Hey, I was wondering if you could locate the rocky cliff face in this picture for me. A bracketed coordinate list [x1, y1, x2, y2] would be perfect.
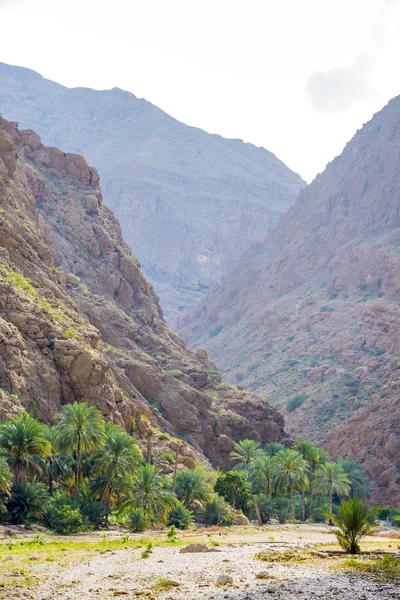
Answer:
[0, 62, 305, 327]
[0, 115, 288, 472]
[182, 97, 400, 504]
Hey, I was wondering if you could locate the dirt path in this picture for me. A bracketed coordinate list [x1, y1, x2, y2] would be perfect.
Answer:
[0, 525, 398, 599]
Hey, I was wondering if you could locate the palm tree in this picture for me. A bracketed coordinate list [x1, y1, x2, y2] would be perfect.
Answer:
[313, 462, 350, 515]
[0, 413, 50, 483]
[93, 423, 142, 514]
[41, 426, 71, 493]
[175, 469, 210, 509]
[339, 459, 368, 498]
[251, 454, 277, 497]
[273, 448, 309, 520]
[132, 463, 173, 522]
[330, 498, 378, 554]
[264, 442, 285, 457]
[293, 440, 319, 520]
[0, 457, 12, 504]
[229, 439, 263, 470]
[55, 402, 106, 499]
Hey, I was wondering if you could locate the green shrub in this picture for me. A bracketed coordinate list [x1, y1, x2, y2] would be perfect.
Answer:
[164, 370, 184, 378]
[6, 482, 49, 525]
[62, 329, 76, 339]
[43, 501, 84, 534]
[287, 393, 309, 412]
[167, 501, 194, 530]
[319, 305, 334, 312]
[128, 507, 147, 532]
[162, 452, 174, 464]
[330, 498, 378, 554]
[214, 472, 251, 511]
[199, 496, 233, 526]
[7, 272, 35, 295]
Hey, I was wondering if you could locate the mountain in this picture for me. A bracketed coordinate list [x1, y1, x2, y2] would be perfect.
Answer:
[0, 62, 305, 328]
[0, 114, 288, 473]
[181, 97, 400, 504]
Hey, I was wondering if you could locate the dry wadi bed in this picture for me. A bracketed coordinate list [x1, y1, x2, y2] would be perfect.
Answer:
[0, 525, 398, 600]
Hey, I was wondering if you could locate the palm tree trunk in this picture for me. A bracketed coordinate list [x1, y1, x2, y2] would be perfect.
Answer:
[254, 500, 262, 525]
[308, 469, 314, 519]
[13, 461, 24, 485]
[290, 486, 295, 521]
[74, 435, 81, 500]
[146, 431, 153, 464]
[172, 445, 180, 494]
[301, 491, 305, 522]
[328, 485, 333, 525]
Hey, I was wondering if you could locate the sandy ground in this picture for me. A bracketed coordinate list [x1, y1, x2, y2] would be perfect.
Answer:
[0, 525, 399, 600]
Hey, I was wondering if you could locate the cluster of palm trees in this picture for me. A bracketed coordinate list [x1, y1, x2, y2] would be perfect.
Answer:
[0, 403, 368, 532]
[228, 438, 367, 523]
[0, 404, 226, 531]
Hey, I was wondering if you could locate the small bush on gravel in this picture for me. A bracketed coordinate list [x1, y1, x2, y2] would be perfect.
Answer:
[330, 498, 378, 554]
[129, 507, 147, 532]
[199, 496, 233, 526]
[167, 500, 194, 529]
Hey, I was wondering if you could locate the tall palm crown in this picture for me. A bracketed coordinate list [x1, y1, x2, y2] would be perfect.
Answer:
[175, 469, 210, 508]
[132, 463, 173, 521]
[293, 439, 319, 520]
[314, 461, 351, 514]
[93, 423, 142, 511]
[40, 426, 71, 493]
[251, 454, 277, 497]
[56, 402, 106, 499]
[0, 413, 50, 483]
[229, 439, 263, 470]
[273, 448, 309, 520]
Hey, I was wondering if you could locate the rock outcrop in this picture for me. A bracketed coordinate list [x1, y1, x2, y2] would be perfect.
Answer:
[0, 115, 288, 471]
[182, 97, 400, 504]
[0, 62, 305, 327]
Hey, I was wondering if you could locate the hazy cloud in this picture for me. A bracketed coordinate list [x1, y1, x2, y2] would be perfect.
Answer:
[0, 0, 25, 9]
[305, 53, 380, 114]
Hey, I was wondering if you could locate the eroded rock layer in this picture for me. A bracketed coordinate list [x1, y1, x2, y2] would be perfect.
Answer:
[182, 97, 400, 504]
[0, 116, 288, 472]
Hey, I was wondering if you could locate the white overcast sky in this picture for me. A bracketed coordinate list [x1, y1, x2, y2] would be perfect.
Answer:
[1, 0, 400, 181]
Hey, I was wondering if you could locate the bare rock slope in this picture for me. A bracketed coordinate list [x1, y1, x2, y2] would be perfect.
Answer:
[0, 62, 304, 327]
[182, 97, 400, 504]
[0, 115, 288, 471]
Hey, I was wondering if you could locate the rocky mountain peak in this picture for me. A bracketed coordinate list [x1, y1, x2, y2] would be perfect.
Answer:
[0, 62, 305, 327]
[181, 97, 400, 504]
[0, 115, 288, 473]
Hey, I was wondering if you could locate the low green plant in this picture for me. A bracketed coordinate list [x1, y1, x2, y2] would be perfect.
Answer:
[330, 498, 378, 554]
[287, 393, 309, 412]
[128, 507, 147, 533]
[166, 524, 178, 542]
[62, 329, 76, 339]
[167, 501, 194, 530]
[43, 500, 84, 534]
[343, 555, 400, 582]
[7, 272, 35, 295]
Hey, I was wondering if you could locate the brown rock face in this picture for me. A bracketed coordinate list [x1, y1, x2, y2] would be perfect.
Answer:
[0, 115, 288, 470]
[182, 97, 400, 504]
[0, 62, 305, 327]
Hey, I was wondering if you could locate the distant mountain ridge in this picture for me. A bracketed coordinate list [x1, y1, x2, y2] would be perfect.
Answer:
[182, 96, 400, 504]
[0, 62, 305, 327]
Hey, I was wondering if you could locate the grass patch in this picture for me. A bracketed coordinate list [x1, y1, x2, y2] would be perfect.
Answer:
[7, 272, 35, 295]
[62, 329, 77, 339]
[342, 555, 400, 582]
[163, 369, 184, 378]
